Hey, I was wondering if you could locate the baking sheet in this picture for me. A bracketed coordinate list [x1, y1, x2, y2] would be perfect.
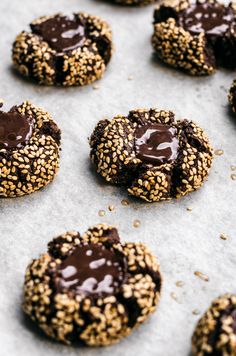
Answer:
[0, 0, 236, 355]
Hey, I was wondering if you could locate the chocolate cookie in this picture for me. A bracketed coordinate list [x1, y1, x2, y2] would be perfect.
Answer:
[152, 0, 236, 75]
[192, 294, 236, 355]
[228, 79, 236, 113]
[23, 224, 162, 346]
[12, 13, 112, 86]
[112, 0, 156, 5]
[0, 101, 61, 197]
[89, 108, 213, 202]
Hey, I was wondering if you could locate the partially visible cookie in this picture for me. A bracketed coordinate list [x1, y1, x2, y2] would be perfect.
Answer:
[112, 0, 157, 5]
[23, 224, 162, 346]
[89, 108, 213, 202]
[228, 79, 236, 113]
[0, 101, 61, 197]
[192, 294, 236, 355]
[152, 0, 236, 75]
[12, 13, 112, 86]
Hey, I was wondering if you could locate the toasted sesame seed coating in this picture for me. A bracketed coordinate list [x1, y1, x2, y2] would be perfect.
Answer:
[12, 13, 112, 86]
[228, 79, 236, 113]
[152, 0, 236, 75]
[89, 108, 213, 202]
[0, 101, 61, 198]
[23, 224, 162, 346]
[192, 294, 236, 355]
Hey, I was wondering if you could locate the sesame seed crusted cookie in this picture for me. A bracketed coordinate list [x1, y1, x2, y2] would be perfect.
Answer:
[192, 294, 236, 355]
[23, 224, 162, 346]
[0, 101, 61, 197]
[228, 79, 236, 113]
[12, 13, 112, 86]
[89, 108, 213, 202]
[112, 0, 157, 5]
[152, 0, 236, 75]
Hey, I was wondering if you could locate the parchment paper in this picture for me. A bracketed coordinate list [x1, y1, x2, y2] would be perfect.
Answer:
[0, 0, 235, 355]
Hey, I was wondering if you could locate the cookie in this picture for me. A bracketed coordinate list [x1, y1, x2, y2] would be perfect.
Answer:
[89, 108, 213, 202]
[228, 79, 236, 113]
[152, 0, 236, 75]
[12, 13, 112, 86]
[0, 101, 61, 197]
[192, 294, 236, 355]
[112, 0, 156, 5]
[23, 224, 162, 346]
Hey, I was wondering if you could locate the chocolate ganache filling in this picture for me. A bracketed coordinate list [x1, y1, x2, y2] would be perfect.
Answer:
[0, 111, 33, 149]
[56, 244, 126, 297]
[179, 1, 235, 37]
[134, 123, 179, 165]
[31, 14, 86, 53]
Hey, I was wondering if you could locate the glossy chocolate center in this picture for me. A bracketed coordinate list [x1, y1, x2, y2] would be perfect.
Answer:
[180, 1, 234, 36]
[0, 112, 33, 149]
[135, 123, 179, 165]
[31, 14, 85, 52]
[56, 244, 125, 297]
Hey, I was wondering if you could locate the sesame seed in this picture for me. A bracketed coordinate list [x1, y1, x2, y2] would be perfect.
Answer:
[220, 233, 228, 240]
[192, 309, 200, 315]
[176, 281, 184, 287]
[98, 210, 105, 217]
[133, 220, 141, 228]
[194, 271, 209, 282]
[214, 149, 224, 156]
[121, 199, 130, 206]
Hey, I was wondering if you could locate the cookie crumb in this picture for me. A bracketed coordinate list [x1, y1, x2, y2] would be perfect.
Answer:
[108, 205, 115, 212]
[220, 233, 228, 240]
[121, 199, 130, 206]
[176, 280, 184, 287]
[214, 149, 224, 156]
[194, 271, 209, 282]
[133, 220, 141, 228]
[98, 210, 105, 217]
[231, 174, 236, 180]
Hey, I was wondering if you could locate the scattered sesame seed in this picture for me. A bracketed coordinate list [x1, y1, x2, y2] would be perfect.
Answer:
[192, 309, 200, 315]
[93, 84, 100, 90]
[128, 76, 134, 81]
[194, 271, 209, 282]
[176, 281, 184, 287]
[121, 199, 130, 206]
[187, 206, 193, 211]
[220, 233, 228, 240]
[170, 292, 179, 303]
[108, 205, 115, 212]
[133, 220, 141, 228]
[231, 174, 236, 181]
[231, 165, 236, 171]
[214, 149, 224, 156]
[98, 210, 105, 217]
